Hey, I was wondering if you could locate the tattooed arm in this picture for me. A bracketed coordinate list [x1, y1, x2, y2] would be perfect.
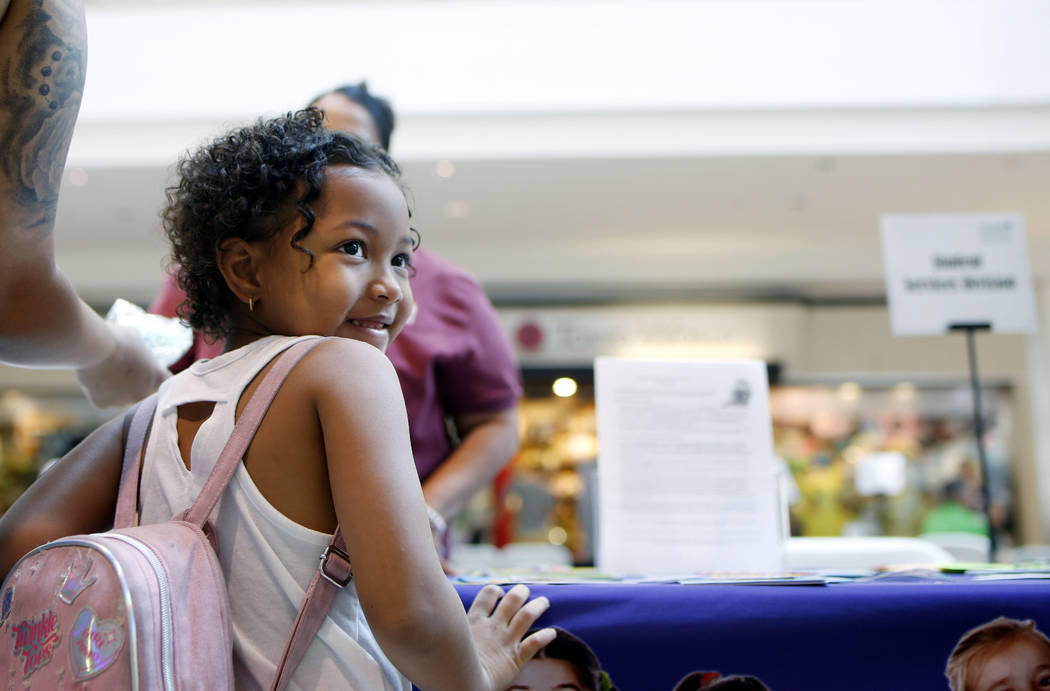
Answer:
[0, 0, 167, 406]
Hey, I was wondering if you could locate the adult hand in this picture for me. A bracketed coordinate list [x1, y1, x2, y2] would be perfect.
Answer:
[467, 584, 555, 691]
[75, 323, 169, 407]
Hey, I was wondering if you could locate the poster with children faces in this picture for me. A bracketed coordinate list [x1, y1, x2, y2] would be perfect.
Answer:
[457, 576, 1050, 691]
[499, 618, 1050, 691]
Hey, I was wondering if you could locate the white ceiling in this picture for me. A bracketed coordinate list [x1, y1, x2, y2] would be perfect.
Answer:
[48, 0, 1050, 308]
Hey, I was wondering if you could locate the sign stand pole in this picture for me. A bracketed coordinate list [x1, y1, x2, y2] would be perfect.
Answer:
[950, 322, 996, 562]
[883, 213, 1036, 564]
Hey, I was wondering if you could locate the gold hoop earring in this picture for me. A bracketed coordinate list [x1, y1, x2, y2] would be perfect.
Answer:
[248, 297, 254, 312]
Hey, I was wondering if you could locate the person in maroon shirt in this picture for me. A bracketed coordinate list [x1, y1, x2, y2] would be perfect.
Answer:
[151, 83, 522, 556]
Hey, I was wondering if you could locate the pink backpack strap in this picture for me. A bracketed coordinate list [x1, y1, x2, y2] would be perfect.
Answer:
[175, 336, 354, 689]
[113, 336, 352, 689]
[113, 393, 160, 529]
[182, 337, 323, 527]
[270, 528, 350, 691]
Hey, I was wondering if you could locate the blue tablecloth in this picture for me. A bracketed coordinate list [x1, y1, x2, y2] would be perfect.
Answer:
[455, 575, 1050, 690]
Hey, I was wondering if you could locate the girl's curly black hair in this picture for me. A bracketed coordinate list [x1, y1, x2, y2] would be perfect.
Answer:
[162, 107, 404, 342]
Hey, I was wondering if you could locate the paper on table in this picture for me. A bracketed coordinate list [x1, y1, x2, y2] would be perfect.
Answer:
[595, 357, 783, 576]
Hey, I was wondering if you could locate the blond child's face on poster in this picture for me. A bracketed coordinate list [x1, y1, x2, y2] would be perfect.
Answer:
[969, 636, 1050, 691]
[505, 658, 585, 691]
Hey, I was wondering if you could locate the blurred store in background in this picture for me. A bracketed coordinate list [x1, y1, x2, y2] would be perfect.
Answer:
[451, 305, 1028, 565]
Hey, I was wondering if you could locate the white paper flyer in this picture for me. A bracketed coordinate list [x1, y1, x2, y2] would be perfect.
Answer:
[595, 357, 783, 576]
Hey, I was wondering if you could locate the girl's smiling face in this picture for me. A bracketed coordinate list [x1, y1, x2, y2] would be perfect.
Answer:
[248, 165, 415, 352]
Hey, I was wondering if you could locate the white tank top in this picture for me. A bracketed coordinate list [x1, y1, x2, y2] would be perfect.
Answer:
[138, 335, 410, 691]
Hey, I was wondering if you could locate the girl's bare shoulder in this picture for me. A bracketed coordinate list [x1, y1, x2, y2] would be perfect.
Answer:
[292, 337, 401, 398]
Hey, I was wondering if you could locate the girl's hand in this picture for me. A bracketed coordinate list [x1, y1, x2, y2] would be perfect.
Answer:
[466, 584, 556, 691]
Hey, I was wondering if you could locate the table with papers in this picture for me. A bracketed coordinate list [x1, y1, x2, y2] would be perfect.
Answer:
[463, 357, 1050, 688]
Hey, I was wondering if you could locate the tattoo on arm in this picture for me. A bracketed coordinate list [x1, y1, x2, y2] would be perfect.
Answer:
[0, 0, 85, 232]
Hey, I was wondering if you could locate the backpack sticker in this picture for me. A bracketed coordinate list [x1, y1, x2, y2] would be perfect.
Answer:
[0, 585, 12, 627]
[58, 557, 97, 605]
[70, 607, 125, 681]
[10, 609, 60, 678]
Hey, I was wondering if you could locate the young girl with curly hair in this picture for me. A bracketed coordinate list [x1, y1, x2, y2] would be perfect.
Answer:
[0, 108, 554, 690]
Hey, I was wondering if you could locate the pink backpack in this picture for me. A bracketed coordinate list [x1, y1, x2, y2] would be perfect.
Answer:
[0, 338, 352, 690]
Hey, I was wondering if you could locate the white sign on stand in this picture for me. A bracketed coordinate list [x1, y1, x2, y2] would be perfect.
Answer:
[880, 213, 1037, 335]
[594, 357, 782, 576]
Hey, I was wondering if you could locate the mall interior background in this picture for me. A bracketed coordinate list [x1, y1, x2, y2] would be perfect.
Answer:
[2, 0, 1050, 564]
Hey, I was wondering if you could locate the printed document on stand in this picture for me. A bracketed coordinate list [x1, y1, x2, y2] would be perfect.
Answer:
[595, 357, 782, 576]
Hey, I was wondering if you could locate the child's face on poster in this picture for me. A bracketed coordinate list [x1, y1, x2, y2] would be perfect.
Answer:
[969, 636, 1050, 691]
[505, 658, 586, 691]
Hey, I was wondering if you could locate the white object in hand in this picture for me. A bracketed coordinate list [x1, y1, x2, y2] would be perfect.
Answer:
[105, 298, 193, 368]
